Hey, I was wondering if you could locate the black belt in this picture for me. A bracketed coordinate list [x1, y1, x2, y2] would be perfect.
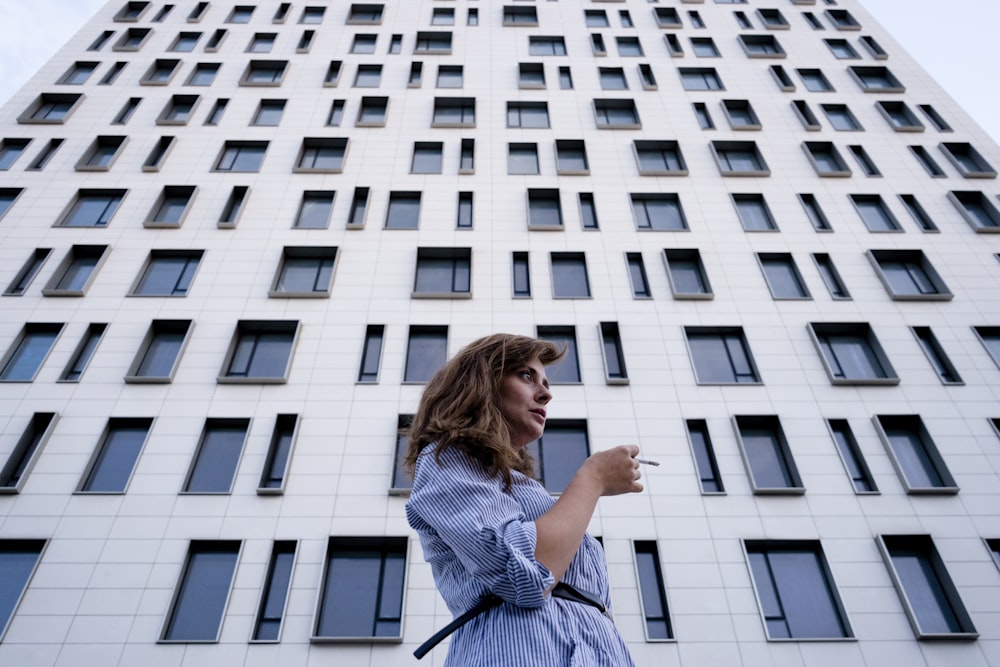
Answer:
[413, 582, 607, 660]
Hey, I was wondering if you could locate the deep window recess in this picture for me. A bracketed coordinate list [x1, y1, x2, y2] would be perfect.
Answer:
[686, 419, 723, 493]
[826, 419, 877, 493]
[252, 541, 297, 641]
[733, 415, 804, 493]
[161, 541, 241, 642]
[685, 327, 760, 384]
[873, 415, 959, 493]
[183, 419, 251, 493]
[78, 417, 153, 492]
[258, 414, 299, 493]
[808, 322, 898, 385]
[634, 541, 674, 640]
[0, 412, 58, 492]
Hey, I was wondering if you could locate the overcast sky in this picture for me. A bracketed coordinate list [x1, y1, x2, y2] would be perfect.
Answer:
[0, 0, 997, 143]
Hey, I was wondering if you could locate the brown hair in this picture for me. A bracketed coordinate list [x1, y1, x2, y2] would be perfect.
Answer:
[404, 333, 563, 489]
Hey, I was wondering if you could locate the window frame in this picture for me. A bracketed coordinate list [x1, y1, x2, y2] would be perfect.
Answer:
[76, 417, 154, 493]
[807, 322, 899, 386]
[732, 415, 805, 494]
[684, 327, 761, 385]
[42, 244, 110, 296]
[160, 540, 242, 643]
[866, 250, 952, 301]
[218, 320, 300, 384]
[663, 248, 713, 299]
[413, 247, 472, 298]
[873, 415, 959, 494]
[270, 246, 337, 298]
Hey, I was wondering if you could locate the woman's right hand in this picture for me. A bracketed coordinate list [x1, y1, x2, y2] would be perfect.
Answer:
[581, 444, 643, 496]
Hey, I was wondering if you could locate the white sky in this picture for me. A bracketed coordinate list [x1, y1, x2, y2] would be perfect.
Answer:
[0, 0, 997, 143]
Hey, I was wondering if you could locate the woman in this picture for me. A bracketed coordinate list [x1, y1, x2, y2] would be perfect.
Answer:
[405, 333, 641, 665]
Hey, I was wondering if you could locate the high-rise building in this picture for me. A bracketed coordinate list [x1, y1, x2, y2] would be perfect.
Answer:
[1, 1, 999, 665]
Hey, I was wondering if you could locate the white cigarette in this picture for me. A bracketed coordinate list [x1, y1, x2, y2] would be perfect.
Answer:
[635, 458, 659, 467]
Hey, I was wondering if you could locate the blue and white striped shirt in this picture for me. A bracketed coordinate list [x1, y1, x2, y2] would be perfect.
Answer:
[406, 446, 635, 666]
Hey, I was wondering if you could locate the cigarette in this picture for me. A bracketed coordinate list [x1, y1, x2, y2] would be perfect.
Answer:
[635, 457, 659, 467]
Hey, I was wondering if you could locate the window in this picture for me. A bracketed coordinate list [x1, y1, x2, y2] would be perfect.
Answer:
[358, 325, 385, 383]
[826, 8, 861, 30]
[350, 34, 377, 54]
[125, 320, 191, 383]
[711, 141, 769, 176]
[654, 7, 681, 28]
[273, 3, 290, 22]
[739, 34, 786, 58]
[182, 419, 251, 494]
[527, 189, 562, 229]
[250, 99, 285, 126]
[757, 253, 810, 299]
[512, 252, 531, 298]
[633, 541, 673, 641]
[0, 188, 20, 221]
[431, 7, 455, 26]
[507, 102, 549, 129]
[411, 142, 443, 174]
[78, 417, 153, 492]
[220, 321, 299, 383]
[974, 327, 1000, 370]
[59, 61, 98, 85]
[769, 64, 795, 91]
[525, 420, 589, 493]
[348, 4, 383, 24]
[631, 193, 688, 231]
[687, 420, 724, 493]
[867, 250, 952, 301]
[204, 99, 228, 125]
[803, 141, 851, 177]
[797, 68, 834, 92]
[616, 37, 643, 57]
[248, 33, 276, 53]
[295, 138, 348, 173]
[114, 27, 151, 51]
[504, 5, 537, 26]
[664, 249, 713, 299]
[300, 6, 325, 24]
[436, 65, 462, 88]
[241, 60, 287, 86]
[529, 36, 567, 56]
[389, 34, 402, 53]
[432, 97, 475, 127]
[414, 31, 452, 54]
[633, 140, 687, 175]
[848, 145, 880, 176]
[790, 100, 820, 130]
[555, 140, 588, 175]
[909, 326, 962, 385]
[939, 142, 997, 178]
[169, 31, 201, 52]
[734, 415, 804, 493]
[722, 99, 761, 130]
[258, 415, 299, 494]
[205, 28, 227, 51]
[598, 67, 627, 90]
[218, 186, 249, 228]
[809, 322, 898, 385]
[146, 185, 196, 228]
[43, 245, 109, 296]
[733, 11, 752, 28]
[894, 194, 937, 233]
[215, 141, 268, 172]
[599, 322, 628, 384]
[0, 539, 45, 638]
[858, 34, 887, 58]
[820, 104, 861, 131]
[346, 187, 370, 228]
[58, 322, 105, 383]
[385, 191, 421, 229]
[0, 412, 57, 492]
[578, 193, 599, 230]
[559, 67, 573, 89]
[0, 138, 31, 170]
[115, 1, 150, 22]
[518, 63, 545, 89]
[162, 541, 241, 642]
[131, 250, 202, 297]
[991, 539, 1000, 572]
[25, 138, 62, 171]
[918, 104, 952, 132]
[185, 63, 219, 87]
[536, 326, 581, 384]
[593, 99, 640, 128]
[679, 67, 723, 91]
[693, 103, 715, 129]
[812, 253, 851, 299]
[823, 38, 858, 59]
[757, 8, 789, 29]
[357, 96, 387, 126]
[732, 194, 778, 231]
[404, 326, 447, 383]
[878, 535, 977, 638]
[55, 189, 124, 227]
[949, 190, 1000, 233]
[89, 30, 114, 51]
[690, 37, 719, 58]
[326, 99, 347, 126]
[825, 419, 878, 493]
[112, 97, 141, 125]
[272, 246, 336, 296]
[685, 327, 760, 384]
[550, 253, 590, 299]
[157, 95, 199, 125]
[314, 537, 407, 639]
[908, 146, 945, 178]
[874, 415, 958, 493]
[508, 143, 539, 175]
[187, 2, 208, 22]
[625, 252, 651, 298]
[252, 541, 296, 641]
[19, 93, 83, 123]
[414, 247, 471, 297]
[850, 194, 902, 232]
[101, 61, 128, 83]
[745, 541, 852, 639]
[849, 66, 905, 93]
[225, 5, 253, 23]
[4, 248, 51, 296]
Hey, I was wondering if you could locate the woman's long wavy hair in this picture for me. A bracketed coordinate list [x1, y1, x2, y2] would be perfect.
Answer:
[404, 333, 563, 489]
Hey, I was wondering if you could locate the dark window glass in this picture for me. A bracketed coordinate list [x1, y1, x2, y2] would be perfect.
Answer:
[634, 541, 673, 640]
[735, 415, 804, 492]
[358, 325, 385, 383]
[827, 419, 877, 493]
[162, 541, 240, 641]
[550, 253, 590, 298]
[525, 420, 589, 493]
[223, 322, 297, 380]
[404, 326, 447, 383]
[537, 326, 580, 384]
[183, 419, 250, 493]
[253, 541, 297, 641]
[79, 418, 152, 492]
[133, 251, 202, 296]
[0, 539, 45, 637]
[687, 419, 723, 493]
[0, 412, 57, 490]
[685, 327, 759, 384]
[259, 415, 298, 491]
[1, 323, 63, 381]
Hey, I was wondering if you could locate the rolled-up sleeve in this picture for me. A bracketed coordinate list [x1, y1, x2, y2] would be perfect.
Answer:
[406, 448, 554, 607]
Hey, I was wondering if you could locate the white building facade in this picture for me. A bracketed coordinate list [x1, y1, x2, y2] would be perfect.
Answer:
[1, 1, 999, 665]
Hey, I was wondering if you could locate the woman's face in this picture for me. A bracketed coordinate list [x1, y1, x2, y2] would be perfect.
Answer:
[498, 356, 552, 449]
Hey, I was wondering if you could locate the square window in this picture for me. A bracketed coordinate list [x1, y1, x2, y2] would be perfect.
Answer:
[616, 37, 643, 57]
[758, 8, 790, 29]
[598, 67, 628, 90]
[187, 62, 220, 86]
[145, 185, 196, 228]
[809, 322, 898, 385]
[404, 326, 447, 383]
[0, 323, 63, 382]
[432, 8, 455, 26]
[797, 68, 834, 92]
[550, 253, 590, 299]
[251, 99, 285, 126]
[690, 37, 719, 57]
[584, 10, 609, 28]
[867, 250, 952, 300]
[758, 253, 810, 299]
[527, 189, 563, 229]
[873, 416, 959, 493]
[732, 194, 778, 231]
[432, 97, 475, 127]
[57, 189, 125, 227]
[219, 321, 299, 383]
[711, 141, 769, 175]
[507, 102, 549, 128]
[162, 541, 240, 641]
[351, 33, 377, 54]
[248, 32, 276, 53]
[634, 141, 688, 175]
[413, 247, 471, 297]
[802, 141, 852, 177]
[722, 99, 761, 130]
[125, 320, 192, 383]
[436, 65, 463, 89]
[42, 245, 109, 296]
[295, 138, 347, 173]
[411, 142, 443, 174]
[385, 192, 421, 229]
[555, 140, 589, 175]
[292, 191, 335, 229]
[821, 103, 862, 131]
[131, 250, 203, 296]
[356, 96, 388, 126]
[734, 415, 804, 493]
[157, 95, 199, 125]
[664, 249, 713, 299]
[525, 420, 589, 493]
[685, 327, 760, 384]
[518, 63, 545, 89]
[508, 143, 539, 175]
[271, 246, 336, 297]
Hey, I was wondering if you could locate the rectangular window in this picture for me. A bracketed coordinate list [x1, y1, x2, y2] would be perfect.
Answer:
[504, 5, 537, 26]
[664, 249, 713, 299]
[732, 194, 778, 231]
[508, 143, 539, 175]
[456, 192, 473, 229]
[75, 135, 127, 171]
[412, 142, 443, 174]
[976, 327, 1000, 371]
[432, 97, 475, 127]
[385, 191, 421, 229]
[125, 319, 193, 382]
[525, 420, 589, 493]
[734, 415, 804, 493]
[559, 67, 573, 89]
[878, 535, 978, 638]
[252, 99, 286, 126]
[358, 325, 385, 383]
[633, 140, 687, 175]
[57, 189, 125, 227]
[220, 321, 298, 383]
[690, 37, 719, 58]
[693, 102, 714, 129]
[875, 100, 923, 131]
[555, 140, 588, 174]
[314, 537, 407, 639]
[507, 102, 549, 129]
[0, 412, 57, 492]
[874, 415, 958, 493]
[215, 141, 268, 172]
[529, 36, 567, 56]
[162, 541, 241, 642]
[711, 141, 769, 175]
[227, 5, 254, 23]
[219, 186, 249, 228]
[679, 67, 723, 91]
[300, 6, 325, 24]
[351, 34, 377, 54]
[145, 185, 196, 228]
[4, 248, 51, 296]
[347, 187, 370, 228]
[404, 325, 447, 383]
[803, 141, 852, 177]
[631, 193, 688, 231]
[25, 138, 62, 171]
[512, 252, 531, 298]
[204, 99, 228, 126]
[131, 250, 202, 297]
[241, 60, 287, 86]
[919, 104, 952, 132]
[769, 64, 795, 91]
[593, 99, 640, 128]
[848, 66, 905, 93]
[867, 250, 952, 301]
[78, 417, 152, 492]
[797, 68, 834, 92]
[584, 10, 609, 28]
[849, 194, 902, 232]
[392, 415, 414, 492]
[826, 419, 877, 493]
[59, 322, 106, 382]
[799, 193, 833, 231]
[821, 103, 862, 131]
[414, 31, 451, 54]
[948, 190, 1000, 233]
[292, 191, 335, 229]
[745, 540, 852, 639]
[791, 99, 820, 130]
[43, 245, 108, 295]
[527, 189, 562, 229]
[599, 322, 628, 383]
[272, 246, 336, 297]
[615, 36, 643, 57]
[19, 93, 83, 125]
[578, 193, 599, 230]
[0, 323, 63, 382]
[205, 28, 227, 51]
[295, 138, 347, 173]
[739, 34, 786, 57]
[143, 136, 176, 171]
[849, 145, 881, 176]
[248, 33, 276, 53]
[356, 96, 387, 126]
[909, 146, 945, 177]
[911, 327, 962, 384]
[183, 419, 251, 493]
[625, 252, 651, 298]
[812, 253, 850, 299]
[114, 27, 151, 51]
[414, 247, 471, 297]
[169, 31, 201, 52]
[347, 4, 384, 24]
[686, 419, 723, 493]
[809, 322, 898, 385]
[0, 539, 45, 638]
[518, 63, 545, 89]
[634, 541, 673, 640]
[258, 415, 299, 493]
[0, 138, 31, 170]
[722, 99, 762, 130]
[537, 326, 580, 384]
[252, 541, 297, 642]
[550, 253, 590, 299]
[436, 65, 463, 89]
[685, 327, 760, 384]
[757, 253, 810, 299]
[939, 142, 997, 178]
